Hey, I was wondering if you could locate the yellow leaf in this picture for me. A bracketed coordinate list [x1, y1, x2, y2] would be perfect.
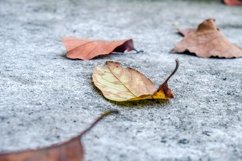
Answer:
[92, 60, 179, 102]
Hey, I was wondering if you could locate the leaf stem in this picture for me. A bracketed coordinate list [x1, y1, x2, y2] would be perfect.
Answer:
[161, 59, 179, 86]
[80, 110, 119, 136]
[133, 48, 144, 53]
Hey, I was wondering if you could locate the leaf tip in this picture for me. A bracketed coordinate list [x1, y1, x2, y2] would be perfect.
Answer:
[197, 18, 217, 32]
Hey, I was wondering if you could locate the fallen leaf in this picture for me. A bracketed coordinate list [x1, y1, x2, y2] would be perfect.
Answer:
[223, 0, 242, 6]
[92, 60, 179, 102]
[62, 37, 137, 60]
[0, 110, 119, 161]
[177, 28, 196, 37]
[171, 19, 242, 58]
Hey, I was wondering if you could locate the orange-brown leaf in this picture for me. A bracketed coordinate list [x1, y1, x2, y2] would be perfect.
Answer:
[0, 110, 118, 161]
[62, 37, 135, 60]
[92, 60, 179, 102]
[223, 0, 242, 6]
[0, 138, 84, 161]
[177, 28, 196, 37]
[172, 19, 242, 58]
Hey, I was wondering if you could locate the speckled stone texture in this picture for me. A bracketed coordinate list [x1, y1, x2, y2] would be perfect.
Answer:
[0, 0, 242, 161]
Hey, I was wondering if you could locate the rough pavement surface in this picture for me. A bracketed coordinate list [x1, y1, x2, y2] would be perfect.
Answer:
[0, 0, 242, 161]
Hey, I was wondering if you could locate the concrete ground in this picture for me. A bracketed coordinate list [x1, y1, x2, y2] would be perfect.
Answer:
[0, 0, 242, 160]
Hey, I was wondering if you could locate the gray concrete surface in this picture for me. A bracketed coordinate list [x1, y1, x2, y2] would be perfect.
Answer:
[0, 0, 242, 160]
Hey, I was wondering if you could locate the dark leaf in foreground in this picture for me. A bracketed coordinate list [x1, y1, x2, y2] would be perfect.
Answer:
[0, 110, 119, 161]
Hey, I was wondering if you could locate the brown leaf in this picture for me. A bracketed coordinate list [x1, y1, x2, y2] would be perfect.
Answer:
[62, 37, 136, 60]
[92, 60, 179, 102]
[172, 19, 242, 58]
[0, 110, 119, 161]
[177, 28, 196, 37]
[223, 0, 242, 6]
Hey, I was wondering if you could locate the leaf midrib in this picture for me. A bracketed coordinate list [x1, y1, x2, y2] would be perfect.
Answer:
[107, 65, 137, 98]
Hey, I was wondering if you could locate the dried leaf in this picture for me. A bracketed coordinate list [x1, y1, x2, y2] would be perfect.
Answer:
[172, 19, 242, 58]
[223, 0, 242, 6]
[92, 60, 179, 102]
[0, 110, 119, 161]
[62, 37, 136, 60]
[177, 28, 196, 37]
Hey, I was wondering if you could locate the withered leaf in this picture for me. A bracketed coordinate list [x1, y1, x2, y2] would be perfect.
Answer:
[223, 0, 242, 6]
[177, 28, 196, 37]
[62, 37, 136, 60]
[0, 110, 118, 161]
[172, 19, 242, 58]
[92, 60, 179, 102]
